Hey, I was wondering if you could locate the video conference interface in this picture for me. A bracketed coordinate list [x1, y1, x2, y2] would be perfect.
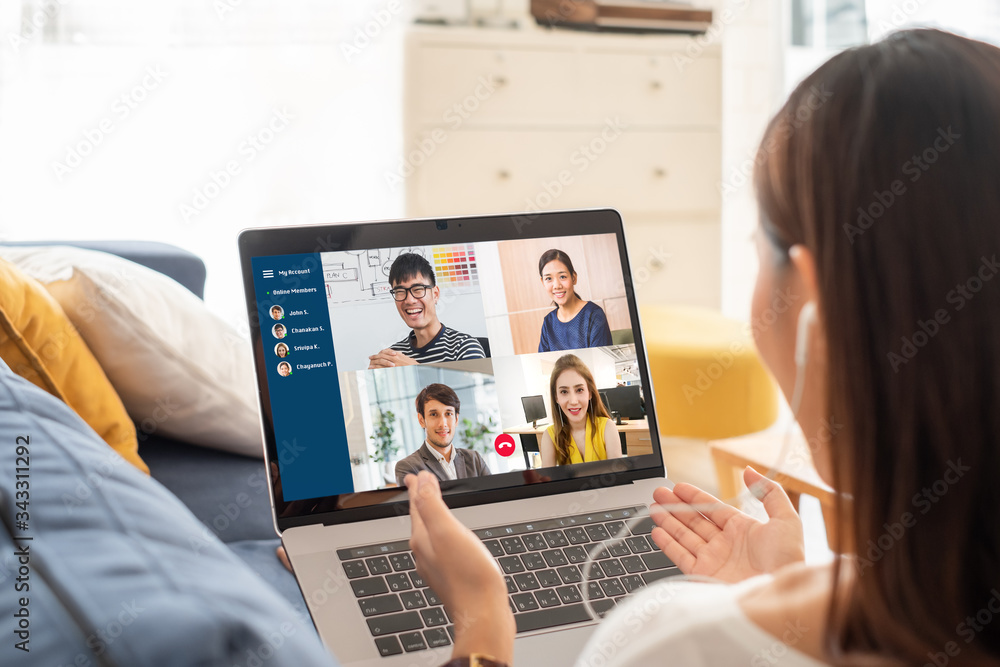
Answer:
[251, 232, 655, 503]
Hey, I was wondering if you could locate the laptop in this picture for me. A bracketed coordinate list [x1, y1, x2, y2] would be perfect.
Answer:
[237, 208, 676, 666]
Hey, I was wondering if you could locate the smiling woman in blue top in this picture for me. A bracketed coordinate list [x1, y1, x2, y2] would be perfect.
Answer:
[537, 249, 613, 352]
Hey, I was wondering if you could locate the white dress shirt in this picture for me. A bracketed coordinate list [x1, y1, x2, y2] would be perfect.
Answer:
[427, 442, 457, 480]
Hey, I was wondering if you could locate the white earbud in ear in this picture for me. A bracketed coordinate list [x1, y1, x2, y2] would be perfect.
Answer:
[794, 302, 817, 367]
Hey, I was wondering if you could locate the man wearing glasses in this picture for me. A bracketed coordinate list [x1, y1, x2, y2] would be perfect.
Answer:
[367, 253, 486, 369]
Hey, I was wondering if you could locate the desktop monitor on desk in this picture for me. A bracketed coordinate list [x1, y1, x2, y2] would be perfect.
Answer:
[600, 385, 644, 421]
[521, 394, 547, 428]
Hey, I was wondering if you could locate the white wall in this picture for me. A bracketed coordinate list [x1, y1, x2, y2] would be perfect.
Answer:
[867, 0, 1000, 44]
[6, 0, 998, 336]
[0, 2, 408, 337]
[0, 0, 780, 329]
[711, 0, 785, 320]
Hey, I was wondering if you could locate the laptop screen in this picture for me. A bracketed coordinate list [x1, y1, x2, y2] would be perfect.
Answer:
[240, 210, 665, 528]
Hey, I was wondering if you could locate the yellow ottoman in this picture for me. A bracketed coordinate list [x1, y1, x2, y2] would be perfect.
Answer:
[640, 304, 778, 440]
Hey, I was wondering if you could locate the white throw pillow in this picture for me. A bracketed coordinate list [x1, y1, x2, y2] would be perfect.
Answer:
[0, 245, 263, 458]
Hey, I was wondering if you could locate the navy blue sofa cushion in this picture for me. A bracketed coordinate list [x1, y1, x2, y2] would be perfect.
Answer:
[0, 357, 335, 666]
[137, 434, 311, 612]
[2, 241, 309, 611]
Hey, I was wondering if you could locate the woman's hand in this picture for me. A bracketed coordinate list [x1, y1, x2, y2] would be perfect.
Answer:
[650, 466, 805, 584]
[406, 472, 515, 664]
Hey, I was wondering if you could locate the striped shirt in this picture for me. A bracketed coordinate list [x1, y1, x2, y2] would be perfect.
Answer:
[389, 324, 486, 363]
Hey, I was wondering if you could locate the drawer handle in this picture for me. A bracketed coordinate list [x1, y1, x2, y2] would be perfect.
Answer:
[650, 80, 663, 91]
[653, 167, 668, 178]
[492, 75, 508, 87]
[498, 169, 511, 180]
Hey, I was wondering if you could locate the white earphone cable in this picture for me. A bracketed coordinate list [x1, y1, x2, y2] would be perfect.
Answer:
[579, 303, 814, 622]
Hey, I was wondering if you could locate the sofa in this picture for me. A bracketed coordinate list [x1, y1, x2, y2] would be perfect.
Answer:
[0, 241, 330, 665]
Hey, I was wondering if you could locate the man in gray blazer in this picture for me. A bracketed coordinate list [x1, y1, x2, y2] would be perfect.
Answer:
[395, 383, 492, 487]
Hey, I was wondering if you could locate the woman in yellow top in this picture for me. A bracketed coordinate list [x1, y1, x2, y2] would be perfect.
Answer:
[539, 354, 623, 466]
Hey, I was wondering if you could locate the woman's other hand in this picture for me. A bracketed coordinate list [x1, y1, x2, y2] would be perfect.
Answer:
[650, 466, 805, 584]
[406, 471, 515, 664]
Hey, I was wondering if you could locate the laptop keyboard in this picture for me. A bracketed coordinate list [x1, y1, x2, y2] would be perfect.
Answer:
[336, 505, 681, 658]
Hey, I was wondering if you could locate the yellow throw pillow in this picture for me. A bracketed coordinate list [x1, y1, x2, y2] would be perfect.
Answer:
[0, 258, 147, 473]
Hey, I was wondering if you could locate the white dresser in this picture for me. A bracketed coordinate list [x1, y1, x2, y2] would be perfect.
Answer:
[401, 24, 722, 308]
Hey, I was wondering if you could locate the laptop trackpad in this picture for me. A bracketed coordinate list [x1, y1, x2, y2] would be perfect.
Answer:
[515, 624, 598, 665]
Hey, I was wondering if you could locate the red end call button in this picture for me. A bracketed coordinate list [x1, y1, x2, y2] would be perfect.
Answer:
[494, 434, 516, 457]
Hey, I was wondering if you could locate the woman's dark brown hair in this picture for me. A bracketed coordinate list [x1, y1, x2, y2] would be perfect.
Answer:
[538, 249, 584, 304]
[548, 354, 610, 465]
[755, 29, 1000, 664]
[538, 249, 577, 278]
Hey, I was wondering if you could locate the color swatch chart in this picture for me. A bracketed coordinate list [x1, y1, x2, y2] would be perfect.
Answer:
[432, 244, 478, 287]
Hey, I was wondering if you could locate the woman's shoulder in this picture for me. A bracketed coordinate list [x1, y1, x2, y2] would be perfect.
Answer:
[737, 563, 834, 663]
[581, 300, 607, 317]
[597, 415, 616, 433]
[738, 561, 833, 615]
[541, 307, 561, 329]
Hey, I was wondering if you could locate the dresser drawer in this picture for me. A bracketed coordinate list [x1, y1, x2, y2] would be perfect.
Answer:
[408, 129, 720, 216]
[582, 51, 722, 127]
[408, 129, 575, 216]
[407, 45, 579, 125]
[573, 130, 721, 213]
